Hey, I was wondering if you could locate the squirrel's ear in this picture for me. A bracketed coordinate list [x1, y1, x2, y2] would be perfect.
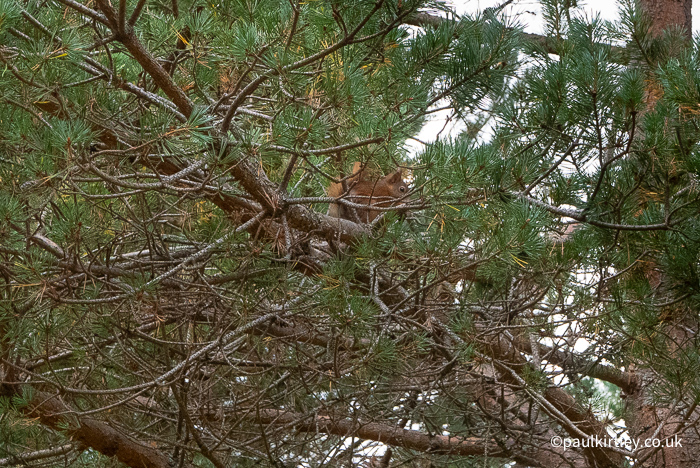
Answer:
[351, 161, 365, 180]
[386, 170, 403, 184]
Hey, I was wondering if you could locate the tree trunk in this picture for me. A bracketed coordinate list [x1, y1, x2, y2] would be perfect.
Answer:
[625, 317, 700, 467]
[639, 0, 692, 37]
[626, 2, 699, 466]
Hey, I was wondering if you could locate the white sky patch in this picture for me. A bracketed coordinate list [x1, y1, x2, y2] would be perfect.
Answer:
[454, 0, 698, 32]
[409, 0, 623, 151]
[405, 103, 468, 157]
[414, 0, 700, 147]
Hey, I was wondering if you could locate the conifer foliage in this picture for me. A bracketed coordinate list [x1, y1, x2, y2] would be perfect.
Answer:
[1, 0, 700, 466]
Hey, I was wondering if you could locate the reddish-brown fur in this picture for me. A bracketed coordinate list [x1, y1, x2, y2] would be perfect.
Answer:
[327, 162, 408, 223]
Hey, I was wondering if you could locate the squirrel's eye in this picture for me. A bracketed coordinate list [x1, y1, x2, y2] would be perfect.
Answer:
[400, 186, 406, 192]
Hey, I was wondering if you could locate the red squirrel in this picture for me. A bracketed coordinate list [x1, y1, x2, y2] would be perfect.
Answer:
[327, 162, 408, 223]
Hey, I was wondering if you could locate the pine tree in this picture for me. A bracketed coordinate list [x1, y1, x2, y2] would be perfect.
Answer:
[1, 0, 700, 466]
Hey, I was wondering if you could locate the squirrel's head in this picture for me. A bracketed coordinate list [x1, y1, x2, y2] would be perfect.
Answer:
[384, 170, 408, 198]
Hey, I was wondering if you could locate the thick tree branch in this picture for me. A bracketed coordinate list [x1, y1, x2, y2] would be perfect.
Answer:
[255, 409, 505, 457]
[511, 334, 637, 393]
[2, 389, 177, 468]
[480, 330, 624, 467]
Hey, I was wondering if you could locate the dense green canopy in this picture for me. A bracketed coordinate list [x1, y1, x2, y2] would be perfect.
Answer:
[1, 0, 700, 466]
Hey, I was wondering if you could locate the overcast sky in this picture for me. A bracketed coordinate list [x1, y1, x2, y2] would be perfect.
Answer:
[405, 0, 699, 152]
[455, 0, 700, 33]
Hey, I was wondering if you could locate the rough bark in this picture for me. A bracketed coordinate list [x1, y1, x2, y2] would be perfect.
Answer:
[639, 0, 692, 37]
[626, 1, 700, 466]
[625, 318, 700, 467]
[255, 409, 504, 457]
[6, 388, 175, 468]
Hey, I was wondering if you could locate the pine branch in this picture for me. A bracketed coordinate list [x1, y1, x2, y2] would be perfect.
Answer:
[254, 409, 505, 456]
[221, 0, 387, 131]
[516, 192, 681, 231]
[90, 0, 194, 117]
[406, 12, 626, 58]
[480, 329, 626, 467]
[511, 333, 637, 393]
[0, 444, 75, 466]
[1, 389, 178, 468]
